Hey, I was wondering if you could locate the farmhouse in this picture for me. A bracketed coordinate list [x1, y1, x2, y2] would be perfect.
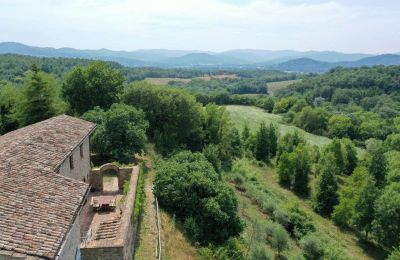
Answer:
[0, 115, 138, 260]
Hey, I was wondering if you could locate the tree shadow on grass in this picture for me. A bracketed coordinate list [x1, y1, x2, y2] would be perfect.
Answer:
[356, 238, 388, 260]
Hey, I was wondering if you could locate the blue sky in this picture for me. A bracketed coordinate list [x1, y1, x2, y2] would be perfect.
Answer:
[0, 0, 399, 53]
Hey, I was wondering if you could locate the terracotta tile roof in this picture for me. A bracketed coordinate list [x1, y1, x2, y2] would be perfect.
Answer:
[0, 115, 96, 259]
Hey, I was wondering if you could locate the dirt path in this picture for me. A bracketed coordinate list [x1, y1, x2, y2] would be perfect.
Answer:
[134, 171, 158, 259]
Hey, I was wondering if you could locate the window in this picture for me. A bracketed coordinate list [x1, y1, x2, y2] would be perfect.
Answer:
[80, 144, 84, 158]
[69, 155, 74, 169]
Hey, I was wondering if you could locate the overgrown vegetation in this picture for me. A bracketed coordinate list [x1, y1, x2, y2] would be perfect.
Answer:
[1, 55, 399, 259]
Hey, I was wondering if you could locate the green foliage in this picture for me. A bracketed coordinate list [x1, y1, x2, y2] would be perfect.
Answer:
[0, 83, 20, 134]
[323, 139, 357, 175]
[198, 238, 246, 260]
[314, 152, 339, 216]
[387, 247, 400, 260]
[386, 151, 400, 183]
[254, 122, 277, 162]
[154, 151, 243, 244]
[256, 96, 275, 113]
[300, 233, 325, 260]
[122, 81, 205, 154]
[274, 202, 316, 239]
[277, 66, 400, 142]
[15, 65, 65, 126]
[273, 98, 290, 113]
[327, 115, 355, 139]
[294, 106, 328, 135]
[250, 243, 273, 260]
[63, 61, 124, 115]
[268, 222, 290, 255]
[82, 103, 148, 163]
[203, 104, 241, 170]
[384, 133, 400, 152]
[277, 131, 306, 162]
[241, 122, 250, 143]
[277, 145, 311, 196]
[203, 144, 222, 173]
[372, 182, 400, 248]
[332, 166, 377, 237]
[367, 140, 388, 187]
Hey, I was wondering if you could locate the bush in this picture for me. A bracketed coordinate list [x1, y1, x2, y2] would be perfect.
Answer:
[154, 151, 243, 245]
[323, 242, 350, 260]
[300, 233, 325, 260]
[387, 247, 400, 260]
[265, 221, 290, 255]
[260, 198, 278, 215]
[250, 243, 273, 260]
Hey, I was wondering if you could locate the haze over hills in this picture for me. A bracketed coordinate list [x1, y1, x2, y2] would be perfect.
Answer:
[1, 42, 400, 72]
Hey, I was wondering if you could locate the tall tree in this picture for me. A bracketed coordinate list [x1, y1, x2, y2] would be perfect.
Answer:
[332, 166, 378, 237]
[368, 141, 388, 187]
[82, 104, 149, 163]
[372, 183, 400, 248]
[314, 152, 339, 216]
[267, 123, 278, 157]
[241, 122, 250, 143]
[17, 64, 61, 126]
[122, 82, 204, 154]
[353, 174, 378, 239]
[292, 146, 311, 196]
[63, 61, 124, 115]
[255, 122, 270, 162]
[343, 139, 358, 175]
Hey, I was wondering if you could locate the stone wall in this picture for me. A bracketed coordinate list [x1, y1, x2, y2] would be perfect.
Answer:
[58, 137, 91, 182]
[81, 166, 139, 260]
[89, 164, 133, 191]
[57, 216, 81, 260]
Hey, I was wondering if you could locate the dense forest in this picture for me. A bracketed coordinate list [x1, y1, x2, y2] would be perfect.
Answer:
[1, 54, 399, 259]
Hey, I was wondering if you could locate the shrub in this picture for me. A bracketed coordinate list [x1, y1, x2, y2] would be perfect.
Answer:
[323, 242, 351, 260]
[154, 151, 243, 245]
[265, 221, 290, 255]
[300, 233, 325, 260]
[250, 243, 273, 260]
[387, 247, 400, 260]
[260, 198, 278, 215]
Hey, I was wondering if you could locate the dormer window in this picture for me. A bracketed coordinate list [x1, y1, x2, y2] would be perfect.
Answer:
[70, 155, 74, 169]
[80, 144, 84, 158]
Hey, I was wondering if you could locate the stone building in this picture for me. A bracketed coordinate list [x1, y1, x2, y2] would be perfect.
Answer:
[0, 115, 96, 259]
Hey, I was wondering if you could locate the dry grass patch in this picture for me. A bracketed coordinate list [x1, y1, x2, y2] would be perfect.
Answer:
[267, 79, 300, 96]
[160, 211, 200, 260]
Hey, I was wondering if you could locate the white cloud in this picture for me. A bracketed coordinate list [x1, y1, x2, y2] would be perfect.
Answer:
[0, 0, 399, 53]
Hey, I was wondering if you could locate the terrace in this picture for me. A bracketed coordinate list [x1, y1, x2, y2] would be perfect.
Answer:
[79, 164, 139, 251]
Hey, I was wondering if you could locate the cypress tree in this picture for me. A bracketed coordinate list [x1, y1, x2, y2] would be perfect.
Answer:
[292, 146, 310, 196]
[314, 152, 339, 216]
[255, 122, 269, 162]
[344, 140, 358, 175]
[368, 144, 388, 187]
[242, 122, 250, 142]
[267, 123, 278, 157]
[19, 64, 55, 126]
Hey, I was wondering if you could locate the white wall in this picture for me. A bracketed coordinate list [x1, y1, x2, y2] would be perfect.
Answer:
[57, 216, 81, 260]
[58, 137, 91, 182]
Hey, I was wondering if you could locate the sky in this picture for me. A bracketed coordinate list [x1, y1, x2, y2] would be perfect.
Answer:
[0, 0, 399, 53]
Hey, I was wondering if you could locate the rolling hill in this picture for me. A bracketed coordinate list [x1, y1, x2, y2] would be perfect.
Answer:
[1, 42, 399, 72]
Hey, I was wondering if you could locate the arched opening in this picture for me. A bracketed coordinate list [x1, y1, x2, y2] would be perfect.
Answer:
[102, 168, 119, 192]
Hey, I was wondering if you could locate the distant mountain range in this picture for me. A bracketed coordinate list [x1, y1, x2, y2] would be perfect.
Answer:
[1, 42, 399, 72]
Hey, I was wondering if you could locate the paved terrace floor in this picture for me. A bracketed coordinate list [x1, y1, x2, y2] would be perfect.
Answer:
[80, 166, 139, 248]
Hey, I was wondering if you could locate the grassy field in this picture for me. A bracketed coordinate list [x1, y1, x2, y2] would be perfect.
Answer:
[267, 79, 300, 96]
[226, 105, 331, 147]
[227, 159, 386, 260]
[145, 74, 238, 85]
